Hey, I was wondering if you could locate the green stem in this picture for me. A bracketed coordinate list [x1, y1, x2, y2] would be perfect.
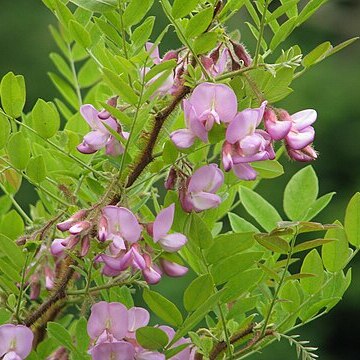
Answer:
[260, 230, 298, 337]
[68, 44, 82, 107]
[254, 0, 270, 67]
[0, 182, 33, 225]
[15, 253, 30, 322]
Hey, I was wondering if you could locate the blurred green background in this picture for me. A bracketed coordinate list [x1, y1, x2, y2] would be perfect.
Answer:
[0, 0, 359, 359]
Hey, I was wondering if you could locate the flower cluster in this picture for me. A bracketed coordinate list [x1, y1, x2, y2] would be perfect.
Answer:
[52, 204, 188, 285]
[0, 324, 33, 360]
[171, 82, 317, 181]
[87, 301, 193, 360]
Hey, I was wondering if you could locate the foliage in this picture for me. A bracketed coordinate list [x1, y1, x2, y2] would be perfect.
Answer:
[0, 0, 358, 359]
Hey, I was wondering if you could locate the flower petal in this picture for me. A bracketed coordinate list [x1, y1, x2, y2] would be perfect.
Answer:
[291, 109, 317, 131]
[80, 104, 101, 129]
[153, 204, 175, 242]
[286, 126, 315, 150]
[170, 129, 196, 149]
[190, 192, 222, 212]
[128, 307, 150, 333]
[160, 259, 188, 277]
[158, 233, 187, 252]
[188, 164, 224, 194]
[103, 206, 142, 243]
[0, 324, 33, 359]
[233, 163, 257, 180]
[136, 351, 166, 360]
[83, 131, 109, 150]
[87, 301, 110, 339]
[91, 341, 135, 360]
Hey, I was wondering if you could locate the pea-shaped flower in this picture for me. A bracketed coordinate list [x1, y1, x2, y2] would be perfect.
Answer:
[0, 324, 34, 360]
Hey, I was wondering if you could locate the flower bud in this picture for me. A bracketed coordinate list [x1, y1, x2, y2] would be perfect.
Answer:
[287, 145, 318, 162]
[230, 40, 252, 67]
[30, 276, 40, 300]
[264, 108, 292, 141]
[98, 215, 108, 242]
[163, 50, 178, 61]
[98, 96, 118, 120]
[69, 220, 91, 235]
[57, 210, 87, 232]
[160, 259, 188, 277]
[80, 236, 90, 257]
[164, 168, 177, 190]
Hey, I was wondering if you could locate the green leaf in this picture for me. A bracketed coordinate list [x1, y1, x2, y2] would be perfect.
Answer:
[143, 289, 183, 327]
[75, 317, 90, 352]
[49, 53, 73, 83]
[206, 232, 255, 264]
[0, 113, 11, 149]
[222, 268, 263, 302]
[32, 99, 60, 139]
[172, 0, 200, 18]
[162, 140, 178, 165]
[69, 0, 117, 13]
[7, 132, 31, 170]
[279, 280, 301, 313]
[193, 32, 218, 54]
[26, 156, 47, 183]
[302, 41, 333, 67]
[185, 7, 213, 38]
[251, 160, 284, 179]
[228, 212, 259, 233]
[102, 68, 138, 105]
[211, 251, 263, 285]
[322, 221, 349, 272]
[123, 0, 154, 27]
[267, 0, 299, 22]
[254, 234, 290, 254]
[186, 213, 213, 249]
[284, 166, 318, 221]
[302, 192, 336, 221]
[47, 322, 76, 351]
[0, 72, 26, 118]
[172, 290, 224, 344]
[131, 16, 155, 50]
[184, 274, 213, 312]
[136, 326, 169, 350]
[69, 20, 91, 48]
[0, 233, 25, 270]
[300, 249, 324, 294]
[145, 60, 177, 83]
[48, 72, 78, 110]
[270, 17, 296, 51]
[293, 238, 334, 254]
[344, 192, 360, 247]
[296, 0, 328, 26]
[240, 186, 282, 232]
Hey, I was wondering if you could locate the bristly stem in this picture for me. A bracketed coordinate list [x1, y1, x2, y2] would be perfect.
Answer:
[254, 0, 270, 67]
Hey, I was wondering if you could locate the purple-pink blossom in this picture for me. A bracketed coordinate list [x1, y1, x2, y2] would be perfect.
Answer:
[222, 101, 275, 180]
[87, 302, 193, 360]
[180, 164, 224, 212]
[77, 104, 129, 156]
[0, 324, 34, 360]
[171, 82, 237, 149]
[152, 204, 187, 252]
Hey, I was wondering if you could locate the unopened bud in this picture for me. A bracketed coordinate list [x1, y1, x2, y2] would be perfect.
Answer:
[230, 41, 252, 67]
[164, 168, 177, 190]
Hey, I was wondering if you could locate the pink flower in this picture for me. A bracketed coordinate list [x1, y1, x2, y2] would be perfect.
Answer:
[287, 144, 318, 162]
[100, 206, 142, 250]
[57, 209, 87, 232]
[90, 341, 135, 360]
[77, 104, 129, 156]
[284, 109, 317, 150]
[171, 82, 237, 149]
[142, 253, 162, 285]
[180, 164, 224, 212]
[152, 204, 187, 252]
[127, 307, 150, 338]
[264, 108, 292, 141]
[223, 101, 275, 180]
[160, 259, 188, 277]
[0, 324, 34, 360]
[87, 302, 129, 341]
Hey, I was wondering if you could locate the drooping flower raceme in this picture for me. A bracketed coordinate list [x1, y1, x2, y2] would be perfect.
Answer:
[222, 101, 275, 180]
[0, 324, 34, 360]
[171, 82, 237, 149]
[77, 104, 129, 156]
[87, 302, 192, 360]
[180, 164, 224, 212]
